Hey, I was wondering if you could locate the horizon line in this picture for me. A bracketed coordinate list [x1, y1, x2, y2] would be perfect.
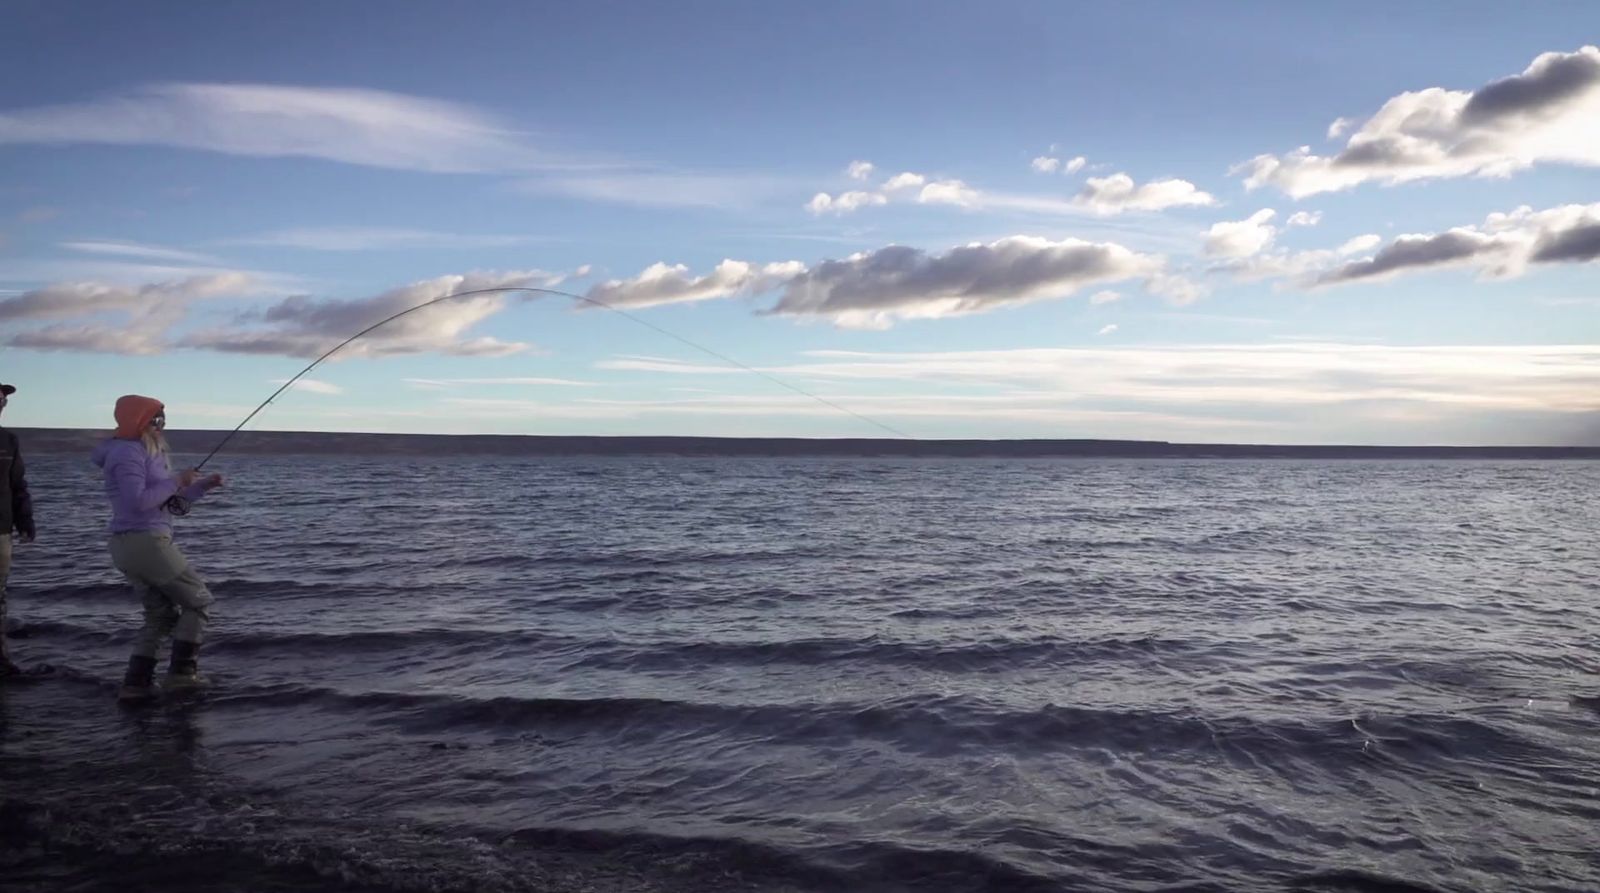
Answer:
[8, 426, 1599, 455]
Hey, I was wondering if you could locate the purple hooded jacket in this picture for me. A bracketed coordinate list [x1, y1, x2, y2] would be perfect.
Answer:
[90, 438, 215, 534]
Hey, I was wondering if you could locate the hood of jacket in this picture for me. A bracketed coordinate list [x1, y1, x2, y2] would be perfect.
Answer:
[113, 395, 163, 440]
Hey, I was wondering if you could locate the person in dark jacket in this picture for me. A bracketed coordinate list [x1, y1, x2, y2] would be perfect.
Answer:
[1, 382, 37, 678]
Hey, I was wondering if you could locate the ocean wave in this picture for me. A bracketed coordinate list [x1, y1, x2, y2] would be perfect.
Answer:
[191, 684, 1576, 774]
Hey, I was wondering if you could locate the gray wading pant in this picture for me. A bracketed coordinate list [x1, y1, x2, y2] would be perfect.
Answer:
[109, 531, 215, 658]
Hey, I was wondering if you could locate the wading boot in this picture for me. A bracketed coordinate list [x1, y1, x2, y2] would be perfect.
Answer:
[118, 655, 159, 702]
[165, 640, 209, 690]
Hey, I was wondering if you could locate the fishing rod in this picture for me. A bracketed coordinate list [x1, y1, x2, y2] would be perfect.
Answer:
[188, 285, 912, 471]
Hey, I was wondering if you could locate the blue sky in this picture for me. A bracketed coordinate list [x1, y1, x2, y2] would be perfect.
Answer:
[1, 1, 1597, 444]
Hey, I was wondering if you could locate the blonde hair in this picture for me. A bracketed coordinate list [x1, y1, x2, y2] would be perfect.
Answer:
[141, 428, 171, 470]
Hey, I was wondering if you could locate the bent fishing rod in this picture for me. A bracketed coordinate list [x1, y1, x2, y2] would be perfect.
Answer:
[190, 285, 912, 471]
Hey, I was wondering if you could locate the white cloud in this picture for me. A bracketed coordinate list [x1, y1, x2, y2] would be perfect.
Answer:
[0, 258, 300, 290]
[596, 355, 746, 376]
[1212, 202, 1600, 288]
[597, 344, 1600, 429]
[1316, 228, 1507, 286]
[403, 377, 593, 389]
[586, 259, 805, 309]
[178, 270, 560, 358]
[1286, 211, 1323, 228]
[0, 83, 562, 173]
[1315, 201, 1600, 287]
[61, 240, 221, 265]
[769, 235, 1162, 328]
[519, 171, 796, 209]
[804, 165, 1134, 219]
[1237, 46, 1600, 197]
[882, 172, 927, 191]
[1074, 173, 1216, 214]
[1097, 324, 1119, 336]
[1327, 117, 1355, 139]
[223, 227, 545, 252]
[1338, 234, 1383, 255]
[804, 173, 981, 215]
[917, 179, 982, 207]
[1215, 248, 1340, 284]
[0, 272, 259, 355]
[438, 387, 1274, 434]
[0, 272, 254, 322]
[580, 232, 1174, 327]
[7, 325, 168, 355]
[1090, 290, 1123, 305]
[1031, 155, 1085, 175]
[1204, 209, 1278, 258]
[806, 190, 889, 215]
[274, 378, 344, 395]
[846, 160, 875, 181]
[1145, 273, 1209, 306]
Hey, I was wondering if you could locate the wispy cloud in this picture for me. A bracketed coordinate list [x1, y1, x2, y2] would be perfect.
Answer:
[439, 392, 1271, 433]
[1211, 232, 1382, 285]
[273, 378, 344, 395]
[0, 257, 295, 288]
[1144, 273, 1209, 306]
[805, 164, 1209, 219]
[180, 270, 563, 358]
[0, 82, 586, 173]
[0, 272, 261, 355]
[61, 240, 222, 265]
[600, 343, 1600, 415]
[0, 271, 254, 323]
[517, 171, 800, 209]
[8, 325, 169, 355]
[404, 376, 594, 389]
[1237, 45, 1600, 197]
[2, 265, 586, 359]
[221, 226, 549, 252]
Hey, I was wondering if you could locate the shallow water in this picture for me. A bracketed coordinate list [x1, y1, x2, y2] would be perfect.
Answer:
[4, 455, 1599, 892]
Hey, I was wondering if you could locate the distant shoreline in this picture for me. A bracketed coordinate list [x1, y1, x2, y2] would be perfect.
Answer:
[9, 427, 1599, 460]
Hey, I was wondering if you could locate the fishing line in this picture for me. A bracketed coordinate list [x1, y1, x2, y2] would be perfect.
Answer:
[187, 285, 910, 471]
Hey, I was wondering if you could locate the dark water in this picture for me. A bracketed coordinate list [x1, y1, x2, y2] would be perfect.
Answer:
[3, 455, 1598, 893]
